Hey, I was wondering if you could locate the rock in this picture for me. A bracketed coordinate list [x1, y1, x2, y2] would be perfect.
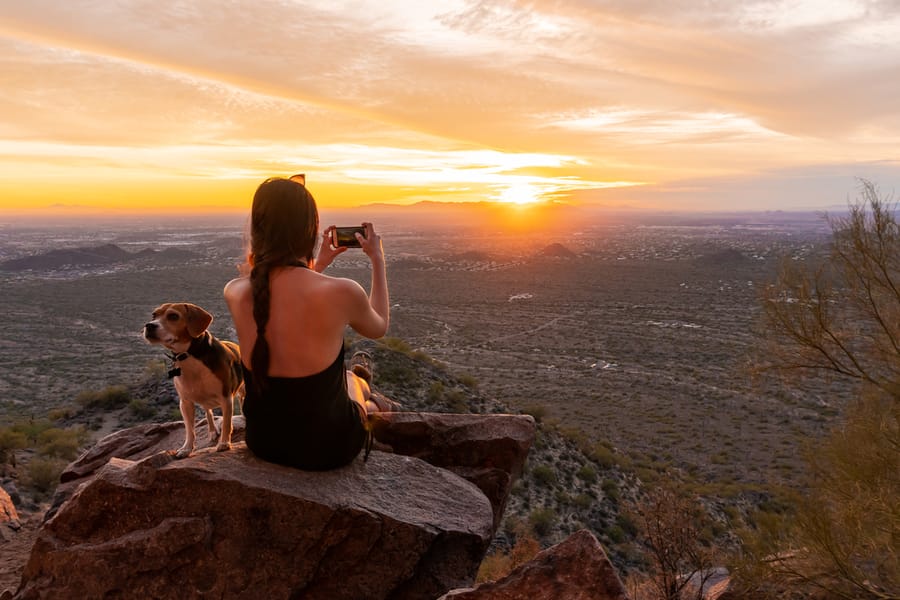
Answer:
[53, 413, 535, 534]
[438, 529, 629, 600]
[14, 446, 493, 600]
[0, 488, 20, 542]
[368, 412, 535, 530]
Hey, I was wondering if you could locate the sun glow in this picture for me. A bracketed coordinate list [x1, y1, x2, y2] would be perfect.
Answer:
[495, 183, 543, 205]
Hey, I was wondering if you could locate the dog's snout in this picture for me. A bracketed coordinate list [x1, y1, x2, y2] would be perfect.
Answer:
[143, 322, 158, 336]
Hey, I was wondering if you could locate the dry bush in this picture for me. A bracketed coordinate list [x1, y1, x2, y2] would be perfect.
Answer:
[630, 483, 717, 600]
[748, 179, 900, 599]
[476, 526, 541, 583]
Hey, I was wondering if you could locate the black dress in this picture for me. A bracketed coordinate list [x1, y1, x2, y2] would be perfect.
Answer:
[242, 345, 368, 470]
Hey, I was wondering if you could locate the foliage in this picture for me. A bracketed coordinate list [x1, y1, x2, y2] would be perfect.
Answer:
[760, 179, 899, 395]
[521, 404, 547, 423]
[748, 180, 900, 599]
[531, 464, 558, 487]
[576, 464, 598, 483]
[76, 384, 131, 410]
[35, 425, 88, 460]
[0, 427, 27, 465]
[735, 393, 899, 599]
[476, 526, 540, 583]
[629, 483, 717, 600]
[528, 507, 558, 537]
[21, 456, 68, 496]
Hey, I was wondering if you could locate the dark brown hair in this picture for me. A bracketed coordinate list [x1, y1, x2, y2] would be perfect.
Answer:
[247, 177, 319, 391]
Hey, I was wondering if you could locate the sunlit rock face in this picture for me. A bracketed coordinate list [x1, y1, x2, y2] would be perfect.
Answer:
[15, 449, 493, 600]
[439, 529, 630, 600]
[12, 412, 535, 599]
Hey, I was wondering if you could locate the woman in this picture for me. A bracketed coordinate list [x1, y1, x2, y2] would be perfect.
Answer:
[224, 177, 389, 470]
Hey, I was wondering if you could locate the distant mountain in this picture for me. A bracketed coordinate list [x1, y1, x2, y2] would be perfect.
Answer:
[0, 243, 199, 271]
[538, 243, 577, 259]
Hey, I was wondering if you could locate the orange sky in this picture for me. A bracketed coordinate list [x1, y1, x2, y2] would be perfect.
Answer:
[1, 1, 899, 214]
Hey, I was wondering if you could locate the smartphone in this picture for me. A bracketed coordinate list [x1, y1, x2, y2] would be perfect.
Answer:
[332, 226, 366, 248]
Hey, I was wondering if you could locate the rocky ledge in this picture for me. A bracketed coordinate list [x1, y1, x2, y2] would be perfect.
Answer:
[3, 413, 629, 599]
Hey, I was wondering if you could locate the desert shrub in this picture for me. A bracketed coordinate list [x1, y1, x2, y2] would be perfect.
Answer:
[573, 493, 593, 509]
[531, 464, 558, 487]
[143, 359, 167, 379]
[22, 456, 67, 496]
[0, 427, 28, 464]
[589, 441, 617, 468]
[427, 381, 445, 403]
[457, 373, 478, 388]
[128, 398, 156, 420]
[476, 527, 540, 583]
[629, 484, 717, 600]
[576, 464, 597, 483]
[381, 337, 413, 354]
[444, 389, 469, 412]
[76, 384, 130, 410]
[528, 507, 557, 537]
[36, 426, 88, 460]
[11, 418, 55, 445]
[748, 181, 900, 599]
[522, 404, 547, 423]
[46, 406, 76, 421]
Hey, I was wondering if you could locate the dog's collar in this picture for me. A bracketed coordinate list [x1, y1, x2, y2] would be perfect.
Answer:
[165, 332, 214, 379]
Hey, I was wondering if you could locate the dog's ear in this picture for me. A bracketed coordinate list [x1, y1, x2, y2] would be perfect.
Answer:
[183, 304, 213, 337]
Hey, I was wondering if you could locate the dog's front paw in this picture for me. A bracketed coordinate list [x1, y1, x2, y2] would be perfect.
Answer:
[215, 442, 232, 452]
[174, 446, 193, 459]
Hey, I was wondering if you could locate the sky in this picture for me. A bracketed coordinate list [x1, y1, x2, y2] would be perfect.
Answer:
[1, 0, 899, 214]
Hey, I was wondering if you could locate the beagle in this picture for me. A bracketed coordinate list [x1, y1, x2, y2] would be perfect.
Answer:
[142, 302, 244, 459]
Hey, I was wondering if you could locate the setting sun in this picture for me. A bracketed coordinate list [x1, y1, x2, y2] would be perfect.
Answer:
[0, 2, 897, 215]
[496, 184, 543, 205]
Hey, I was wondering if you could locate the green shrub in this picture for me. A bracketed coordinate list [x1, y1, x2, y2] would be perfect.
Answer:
[576, 464, 597, 483]
[22, 456, 67, 496]
[589, 442, 617, 468]
[531, 464, 558, 487]
[457, 373, 478, 389]
[0, 428, 27, 464]
[522, 404, 547, 423]
[128, 399, 157, 420]
[529, 507, 557, 537]
[381, 337, 413, 354]
[36, 426, 88, 460]
[573, 493, 594, 509]
[444, 389, 469, 412]
[77, 385, 131, 410]
[46, 406, 76, 421]
[427, 381, 445, 403]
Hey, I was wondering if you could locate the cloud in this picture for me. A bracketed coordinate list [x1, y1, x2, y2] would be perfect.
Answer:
[0, 0, 898, 210]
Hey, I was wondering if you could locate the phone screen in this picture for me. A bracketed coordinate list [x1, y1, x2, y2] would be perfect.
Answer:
[333, 226, 365, 248]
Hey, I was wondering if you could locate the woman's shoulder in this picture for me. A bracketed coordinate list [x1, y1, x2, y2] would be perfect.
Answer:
[224, 276, 250, 299]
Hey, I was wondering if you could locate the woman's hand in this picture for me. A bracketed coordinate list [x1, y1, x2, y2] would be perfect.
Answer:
[358, 222, 384, 263]
[314, 226, 347, 272]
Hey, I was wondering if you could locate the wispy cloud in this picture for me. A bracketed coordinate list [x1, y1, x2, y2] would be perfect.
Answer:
[0, 0, 898, 210]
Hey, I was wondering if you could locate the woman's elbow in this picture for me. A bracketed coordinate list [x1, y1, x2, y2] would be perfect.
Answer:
[356, 317, 389, 340]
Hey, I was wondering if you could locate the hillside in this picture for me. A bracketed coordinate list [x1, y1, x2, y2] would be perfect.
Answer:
[0, 334, 760, 595]
[0, 244, 198, 272]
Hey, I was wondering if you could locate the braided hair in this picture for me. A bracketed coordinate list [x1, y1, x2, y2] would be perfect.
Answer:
[247, 178, 319, 392]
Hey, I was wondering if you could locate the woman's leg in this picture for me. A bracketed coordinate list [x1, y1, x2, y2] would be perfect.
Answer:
[346, 370, 379, 414]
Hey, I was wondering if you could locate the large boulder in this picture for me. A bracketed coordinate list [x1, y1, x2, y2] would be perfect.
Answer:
[15, 412, 535, 599]
[368, 412, 535, 530]
[439, 529, 630, 600]
[14, 446, 493, 600]
[52, 413, 536, 533]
